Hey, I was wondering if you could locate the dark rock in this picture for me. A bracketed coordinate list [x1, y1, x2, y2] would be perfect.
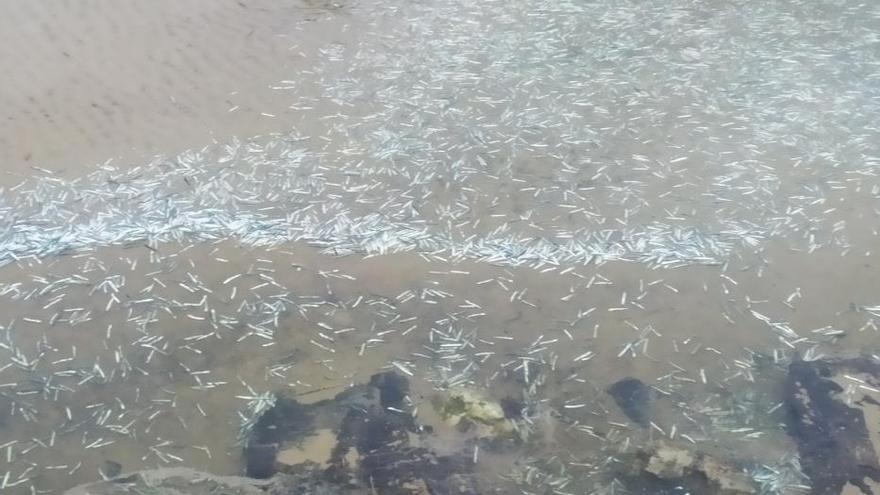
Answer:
[249, 396, 317, 447]
[100, 460, 122, 479]
[369, 371, 409, 409]
[784, 358, 880, 495]
[244, 443, 279, 479]
[607, 377, 651, 427]
[244, 371, 480, 494]
[500, 397, 524, 419]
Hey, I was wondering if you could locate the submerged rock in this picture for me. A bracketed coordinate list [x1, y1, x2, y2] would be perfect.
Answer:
[784, 358, 880, 495]
[437, 388, 509, 427]
[65, 468, 365, 495]
[439, 389, 505, 423]
[100, 460, 122, 480]
[243, 372, 480, 494]
[64, 468, 273, 495]
[618, 443, 757, 495]
[430, 387, 525, 445]
[607, 377, 651, 427]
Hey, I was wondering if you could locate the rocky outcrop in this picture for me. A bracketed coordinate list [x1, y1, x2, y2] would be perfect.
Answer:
[63, 468, 273, 495]
[784, 358, 880, 495]
[243, 372, 480, 494]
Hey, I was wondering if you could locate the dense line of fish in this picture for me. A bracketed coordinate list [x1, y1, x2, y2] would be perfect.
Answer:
[1, 0, 879, 493]
[2, 0, 878, 269]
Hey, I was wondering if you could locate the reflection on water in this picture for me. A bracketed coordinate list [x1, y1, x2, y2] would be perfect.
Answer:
[1, 0, 880, 493]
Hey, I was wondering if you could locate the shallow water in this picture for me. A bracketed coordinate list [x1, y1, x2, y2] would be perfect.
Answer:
[1, 0, 880, 493]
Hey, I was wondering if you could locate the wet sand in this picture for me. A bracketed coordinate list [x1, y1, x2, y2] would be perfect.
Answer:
[0, 0, 345, 186]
